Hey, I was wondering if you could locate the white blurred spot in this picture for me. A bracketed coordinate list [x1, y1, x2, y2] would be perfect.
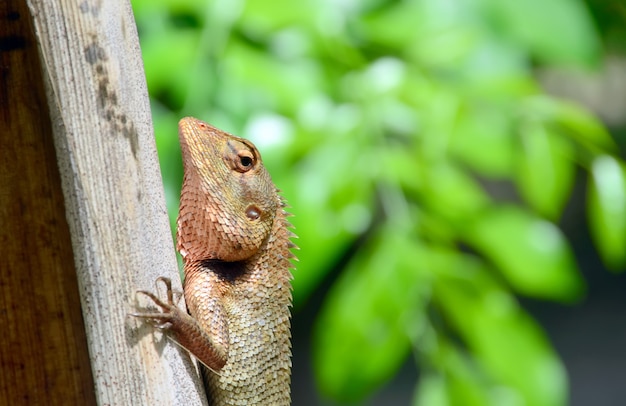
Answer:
[366, 58, 406, 93]
[529, 220, 562, 254]
[270, 28, 309, 60]
[297, 94, 333, 130]
[593, 155, 625, 215]
[244, 113, 293, 150]
[341, 203, 371, 235]
[329, 103, 361, 134]
[315, 0, 359, 36]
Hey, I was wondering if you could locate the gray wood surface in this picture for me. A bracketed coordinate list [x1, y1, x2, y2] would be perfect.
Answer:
[25, 0, 207, 404]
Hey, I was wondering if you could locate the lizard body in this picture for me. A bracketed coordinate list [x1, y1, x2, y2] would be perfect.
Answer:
[134, 117, 296, 405]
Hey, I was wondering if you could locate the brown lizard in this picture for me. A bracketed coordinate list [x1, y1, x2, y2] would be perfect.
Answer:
[133, 117, 296, 405]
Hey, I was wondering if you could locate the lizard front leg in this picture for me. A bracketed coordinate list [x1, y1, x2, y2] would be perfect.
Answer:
[132, 277, 228, 372]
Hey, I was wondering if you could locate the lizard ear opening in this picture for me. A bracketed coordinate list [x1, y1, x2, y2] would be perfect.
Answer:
[245, 204, 262, 221]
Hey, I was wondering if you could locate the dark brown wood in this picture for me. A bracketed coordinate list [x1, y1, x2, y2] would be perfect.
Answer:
[0, 1, 97, 404]
[0, 0, 207, 403]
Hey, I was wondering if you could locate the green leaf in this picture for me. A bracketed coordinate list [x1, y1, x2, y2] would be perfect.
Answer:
[288, 139, 375, 304]
[224, 42, 323, 114]
[360, 1, 424, 50]
[587, 155, 626, 270]
[450, 106, 516, 177]
[241, 0, 316, 35]
[313, 228, 427, 402]
[523, 97, 616, 154]
[153, 111, 183, 232]
[555, 101, 617, 154]
[516, 122, 575, 219]
[466, 206, 584, 302]
[420, 161, 490, 222]
[140, 30, 201, 107]
[414, 373, 449, 406]
[362, 1, 478, 70]
[415, 337, 491, 406]
[434, 260, 568, 406]
[483, 0, 601, 66]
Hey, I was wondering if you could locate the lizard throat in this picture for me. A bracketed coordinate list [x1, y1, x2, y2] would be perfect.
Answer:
[198, 259, 248, 283]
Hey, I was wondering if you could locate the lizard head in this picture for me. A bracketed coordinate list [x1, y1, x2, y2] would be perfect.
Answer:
[176, 117, 280, 263]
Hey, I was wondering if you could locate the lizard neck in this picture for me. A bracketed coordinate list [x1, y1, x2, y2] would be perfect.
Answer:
[183, 203, 296, 405]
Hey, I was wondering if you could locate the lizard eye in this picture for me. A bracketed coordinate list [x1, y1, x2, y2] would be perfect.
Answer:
[235, 150, 256, 172]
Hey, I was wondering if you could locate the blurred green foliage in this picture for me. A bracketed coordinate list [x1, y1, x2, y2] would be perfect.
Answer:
[131, 0, 626, 404]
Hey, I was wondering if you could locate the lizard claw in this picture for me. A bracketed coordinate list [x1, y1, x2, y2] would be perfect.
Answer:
[131, 275, 228, 371]
[131, 277, 182, 328]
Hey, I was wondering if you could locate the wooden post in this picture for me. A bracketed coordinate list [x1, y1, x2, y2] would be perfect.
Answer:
[0, 0, 207, 404]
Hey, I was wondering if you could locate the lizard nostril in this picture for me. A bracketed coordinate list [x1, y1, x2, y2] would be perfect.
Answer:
[245, 204, 261, 220]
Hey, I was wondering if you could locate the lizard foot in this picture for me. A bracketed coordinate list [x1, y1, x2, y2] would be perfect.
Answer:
[131, 277, 183, 330]
[132, 276, 228, 371]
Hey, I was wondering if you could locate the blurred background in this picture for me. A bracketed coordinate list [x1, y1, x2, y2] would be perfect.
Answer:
[130, 0, 626, 404]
